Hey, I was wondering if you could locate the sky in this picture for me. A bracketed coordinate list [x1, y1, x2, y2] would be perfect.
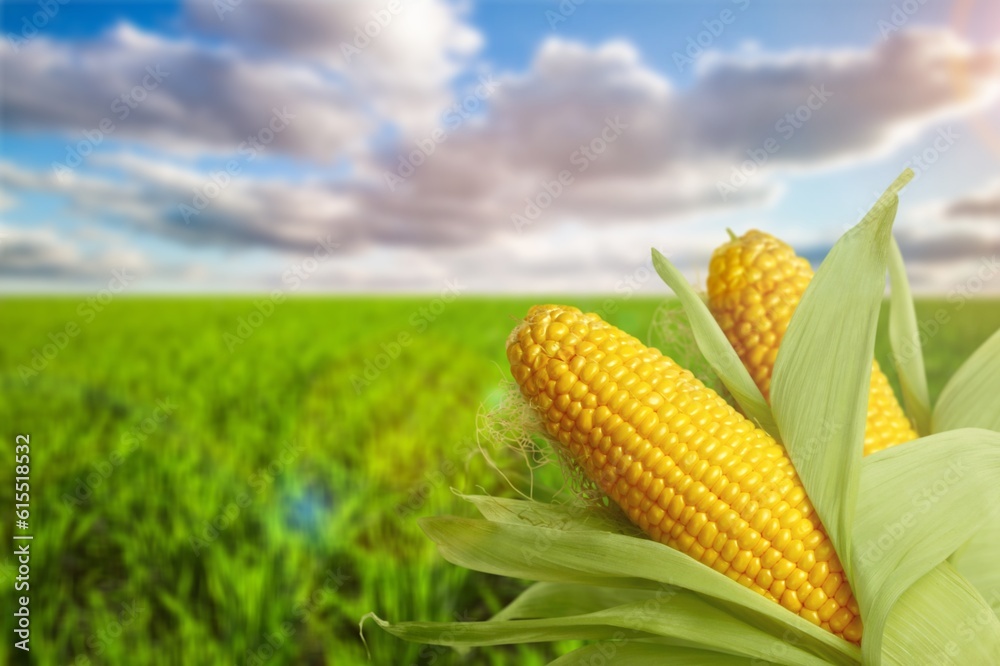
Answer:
[1, 0, 999, 294]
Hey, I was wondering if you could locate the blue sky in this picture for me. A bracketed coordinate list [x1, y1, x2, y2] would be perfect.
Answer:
[1, 0, 998, 293]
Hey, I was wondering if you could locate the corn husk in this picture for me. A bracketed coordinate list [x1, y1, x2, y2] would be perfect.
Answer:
[365, 170, 1000, 665]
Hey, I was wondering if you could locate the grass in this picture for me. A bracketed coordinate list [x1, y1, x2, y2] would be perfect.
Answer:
[0, 296, 997, 665]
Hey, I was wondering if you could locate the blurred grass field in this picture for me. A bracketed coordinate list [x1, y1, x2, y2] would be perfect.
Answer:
[0, 296, 997, 665]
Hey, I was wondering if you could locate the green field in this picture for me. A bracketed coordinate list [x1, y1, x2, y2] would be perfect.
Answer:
[1, 296, 998, 665]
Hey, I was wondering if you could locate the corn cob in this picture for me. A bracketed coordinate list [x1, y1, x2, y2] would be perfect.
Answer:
[707, 230, 916, 456]
[507, 304, 863, 643]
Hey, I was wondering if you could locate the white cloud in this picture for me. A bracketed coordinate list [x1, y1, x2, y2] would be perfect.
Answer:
[183, 0, 483, 134]
[687, 28, 1000, 167]
[4, 20, 1000, 292]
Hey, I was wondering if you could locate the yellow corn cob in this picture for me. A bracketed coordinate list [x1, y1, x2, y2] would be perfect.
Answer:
[507, 304, 863, 643]
[707, 230, 917, 456]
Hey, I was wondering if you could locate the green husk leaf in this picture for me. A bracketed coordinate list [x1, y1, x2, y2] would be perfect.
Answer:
[951, 527, 1000, 618]
[419, 515, 861, 665]
[851, 428, 1000, 662]
[365, 611, 652, 646]
[880, 562, 1000, 665]
[933, 328, 1000, 433]
[371, 593, 834, 665]
[887, 236, 931, 436]
[463, 493, 637, 535]
[549, 642, 757, 665]
[650, 248, 778, 437]
[771, 170, 911, 579]
[492, 582, 659, 620]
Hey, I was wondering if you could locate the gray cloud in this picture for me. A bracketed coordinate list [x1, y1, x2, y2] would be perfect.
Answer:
[0, 224, 145, 279]
[0, 24, 367, 162]
[3, 21, 1000, 288]
[183, 0, 482, 134]
[945, 178, 1000, 219]
[686, 29, 1000, 164]
[898, 229, 1000, 263]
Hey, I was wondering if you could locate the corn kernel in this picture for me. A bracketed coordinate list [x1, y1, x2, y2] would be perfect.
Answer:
[707, 230, 916, 456]
[508, 304, 862, 643]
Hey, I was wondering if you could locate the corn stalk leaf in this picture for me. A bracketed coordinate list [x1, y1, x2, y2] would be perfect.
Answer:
[651, 248, 778, 437]
[880, 562, 1000, 666]
[549, 642, 758, 665]
[771, 171, 911, 581]
[851, 428, 1000, 663]
[419, 515, 861, 665]
[370, 592, 834, 665]
[887, 236, 931, 436]
[933, 328, 1000, 433]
